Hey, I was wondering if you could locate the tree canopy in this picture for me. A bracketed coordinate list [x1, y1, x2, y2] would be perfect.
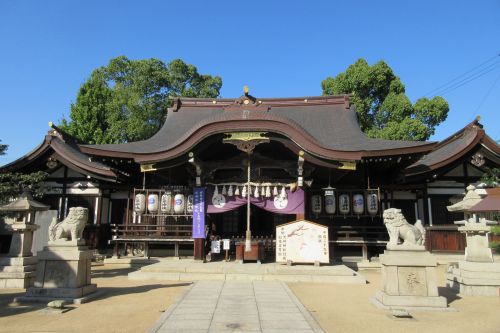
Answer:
[322, 59, 449, 141]
[0, 141, 47, 203]
[60, 56, 222, 144]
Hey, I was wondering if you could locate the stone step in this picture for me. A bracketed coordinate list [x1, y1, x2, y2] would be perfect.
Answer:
[128, 263, 367, 284]
[0, 256, 37, 266]
[0, 264, 37, 273]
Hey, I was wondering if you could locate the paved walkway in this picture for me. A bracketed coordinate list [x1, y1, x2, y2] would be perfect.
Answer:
[149, 281, 324, 333]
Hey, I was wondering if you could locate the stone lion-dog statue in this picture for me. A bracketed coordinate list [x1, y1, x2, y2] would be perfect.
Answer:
[383, 208, 426, 247]
[49, 207, 88, 244]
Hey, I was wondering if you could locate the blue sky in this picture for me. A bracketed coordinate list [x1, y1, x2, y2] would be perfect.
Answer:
[1, 0, 499, 165]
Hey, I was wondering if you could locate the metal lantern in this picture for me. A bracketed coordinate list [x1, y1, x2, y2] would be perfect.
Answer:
[173, 193, 185, 214]
[324, 191, 336, 214]
[134, 194, 146, 214]
[160, 192, 172, 213]
[186, 194, 194, 213]
[147, 194, 159, 213]
[352, 194, 364, 215]
[339, 194, 350, 215]
[367, 193, 378, 216]
[311, 194, 322, 214]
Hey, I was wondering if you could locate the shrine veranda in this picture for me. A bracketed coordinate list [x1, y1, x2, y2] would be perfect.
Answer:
[1, 94, 499, 262]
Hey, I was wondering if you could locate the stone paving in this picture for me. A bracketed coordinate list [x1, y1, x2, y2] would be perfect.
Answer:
[149, 280, 324, 333]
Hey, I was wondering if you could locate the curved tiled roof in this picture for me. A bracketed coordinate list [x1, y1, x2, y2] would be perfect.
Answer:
[1, 130, 123, 182]
[81, 95, 435, 163]
[405, 120, 500, 177]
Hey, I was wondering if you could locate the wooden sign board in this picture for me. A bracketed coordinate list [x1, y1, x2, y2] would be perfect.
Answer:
[276, 220, 329, 264]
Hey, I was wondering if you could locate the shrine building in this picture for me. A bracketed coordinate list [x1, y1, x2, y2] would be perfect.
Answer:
[1, 92, 499, 262]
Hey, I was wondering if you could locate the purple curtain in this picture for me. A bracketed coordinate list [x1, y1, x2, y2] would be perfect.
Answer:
[206, 188, 304, 215]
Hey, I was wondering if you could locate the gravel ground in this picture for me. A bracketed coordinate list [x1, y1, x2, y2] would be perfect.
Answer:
[0, 265, 190, 333]
[289, 265, 500, 333]
[1, 264, 499, 333]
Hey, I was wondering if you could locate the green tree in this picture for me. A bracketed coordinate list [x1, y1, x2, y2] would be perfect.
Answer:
[0, 142, 47, 203]
[322, 59, 449, 141]
[61, 56, 222, 144]
[0, 140, 7, 155]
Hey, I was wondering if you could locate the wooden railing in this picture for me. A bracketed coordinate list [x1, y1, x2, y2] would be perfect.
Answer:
[110, 223, 192, 240]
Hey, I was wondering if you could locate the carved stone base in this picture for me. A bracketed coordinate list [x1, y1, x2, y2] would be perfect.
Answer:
[373, 247, 448, 310]
[446, 261, 500, 296]
[16, 245, 97, 304]
[0, 256, 37, 289]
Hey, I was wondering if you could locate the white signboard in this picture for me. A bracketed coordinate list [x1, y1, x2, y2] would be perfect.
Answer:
[276, 220, 329, 264]
[211, 240, 221, 254]
[222, 239, 230, 250]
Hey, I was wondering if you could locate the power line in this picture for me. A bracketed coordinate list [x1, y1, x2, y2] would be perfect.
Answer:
[432, 61, 500, 97]
[424, 53, 500, 97]
[474, 71, 500, 113]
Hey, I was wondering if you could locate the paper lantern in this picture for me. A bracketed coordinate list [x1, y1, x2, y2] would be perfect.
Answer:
[325, 192, 336, 214]
[186, 195, 194, 213]
[134, 194, 146, 214]
[367, 193, 378, 216]
[147, 194, 159, 213]
[311, 195, 322, 214]
[339, 194, 350, 215]
[160, 192, 172, 213]
[173, 193, 185, 214]
[353, 194, 364, 215]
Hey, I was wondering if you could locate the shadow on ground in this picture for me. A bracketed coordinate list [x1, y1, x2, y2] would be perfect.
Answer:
[438, 286, 462, 303]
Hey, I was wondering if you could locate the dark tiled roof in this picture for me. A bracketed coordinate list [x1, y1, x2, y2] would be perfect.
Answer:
[0, 131, 123, 182]
[82, 95, 434, 161]
[405, 120, 499, 176]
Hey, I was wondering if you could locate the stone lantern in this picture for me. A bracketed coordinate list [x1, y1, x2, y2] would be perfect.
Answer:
[0, 191, 49, 288]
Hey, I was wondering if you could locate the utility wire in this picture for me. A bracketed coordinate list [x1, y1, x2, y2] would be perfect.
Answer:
[432, 61, 500, 96]
[424, 53, 500, 97]
[474, 71, 500, 113]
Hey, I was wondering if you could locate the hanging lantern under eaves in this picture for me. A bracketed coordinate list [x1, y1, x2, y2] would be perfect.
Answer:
[147, 194, 159, 213]
[325, 191, 336, 214]
[160, 192, 172, 213]
[367, 193, 378, 216]
[311, 195, 322, 214]
[353, 194, 364, 215]
[134, 194, 146, 214]
[339, 194, 350, 215]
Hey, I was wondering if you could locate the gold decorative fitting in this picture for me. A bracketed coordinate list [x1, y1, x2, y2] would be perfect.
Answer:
[243, 99, 250, 105]
[46, 157, 58, 169]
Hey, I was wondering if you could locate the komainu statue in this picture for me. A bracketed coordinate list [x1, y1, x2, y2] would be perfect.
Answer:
[49, 207, 88, 244]
[383, 208, 426, 247]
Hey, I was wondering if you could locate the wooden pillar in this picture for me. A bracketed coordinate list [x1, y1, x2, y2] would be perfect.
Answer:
[194, 238, 205, 261]
[422, 186, 429, 225]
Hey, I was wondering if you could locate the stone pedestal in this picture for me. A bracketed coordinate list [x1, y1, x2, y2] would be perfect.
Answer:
[445, 223, 500, 296]
[459, 223, 493, 262]
[0, 223, 39, 289]
[16, 244, 97, 304]
[372, 246, 448, 310]
[447, 261, 500, 296]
